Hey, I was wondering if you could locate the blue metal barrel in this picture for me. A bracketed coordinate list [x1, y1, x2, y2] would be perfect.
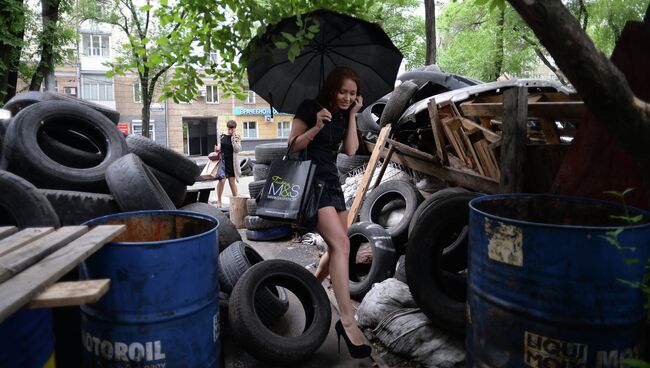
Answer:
[467, 194, 650, 367]
[81, 210, 220, 368]
[0, 309, 56, 367]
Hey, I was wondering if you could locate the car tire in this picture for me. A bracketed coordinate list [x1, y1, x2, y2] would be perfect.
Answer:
[336, 153, 370, 175]
[0, 170, 60, 227]
[244, 215, 284, 230]
[126, 134, 200, 185]
[246, 198, 257, 216]
[180, 202, 242, 252]
[348, 221, 398, 299]
[252, 164, 270, 181]
[245, 226, 292, 242]
[2, 91, 46, 115]
[39, 189, 119, 226]
[379, 80, 419, 127]
[254, 143, 287, 165]
[248, 180, 266, 199]
[229, 259, 331, 365]
[43, 91, 120, 124]
[147, 165, 187, 208]
[38, 131, 104, 169]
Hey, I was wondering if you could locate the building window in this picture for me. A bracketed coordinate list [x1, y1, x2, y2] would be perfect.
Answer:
[206, 85, 218, 103]
[133, 83, 142, 103]
[82, 34, 110, 57]
[132, 120, 155, 140]
[63, 87, 77, 96]
[277, 121, 291, 138]
[243, 121, 257, 139]
[208, 51, 219, 64]
[82, 75, 113, 101]
[244, 90, 255, 104]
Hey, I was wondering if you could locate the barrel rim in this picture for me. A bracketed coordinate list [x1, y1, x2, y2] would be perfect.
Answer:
[82, 209, 220, 246]
[469, 193, 650, 230]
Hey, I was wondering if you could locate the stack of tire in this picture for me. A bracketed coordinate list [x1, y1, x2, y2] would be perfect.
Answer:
[244, 143, 292, 241]
[336, 152, 370, 184]
[357, 179, 482, 336]
[0, 92, 240, 248]
[239, 157, 253, 176]
[218, 242, 332, 365]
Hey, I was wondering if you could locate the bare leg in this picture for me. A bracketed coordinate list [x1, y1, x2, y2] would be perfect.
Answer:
[314, 210, 348, 282]
[216, 179, 225, 207]
[316, 207, 366, 346]
[227, 177, 238, 197]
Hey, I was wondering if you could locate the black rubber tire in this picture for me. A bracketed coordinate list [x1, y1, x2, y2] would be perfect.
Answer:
[245, 226, 292, 242]
[244, 215, 285, 230]
[125, 134, 200, 185]
[378, 80, 419, 127]
[43, 91, 120, 124]
[248, 180, 266, 199]
[348, 221, 398, 299]
[405, 192, 480, 336]
[0, 170, 60, 227]
[105, 153, 176, 211]
[39, 189, 120, 226]
[252, 164, 270, 181]
[148, 165, 187, 208]
[229, 259, 331, 365]
[246, 198, 257, 216]
[239, 157, 253, 172]
[2, 91, 46, 115]
[218, 291, 231, 336]
[408, 187, 470, 237]
[359, 180, 423, 247]
[180, 202, 242, 252]
[336, 154, 370, 175]
[0, 119, 9, 164]
[38, 131, 104, 168]
[219, 242, 289, 325]
[358, 96, 387, 133]
[4, 100, 128, 192]
[254, 143, 287, 165]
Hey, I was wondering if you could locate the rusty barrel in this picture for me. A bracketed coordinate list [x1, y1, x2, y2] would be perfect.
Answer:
[467, 194, 650, 367]
[81, 210, 220, 368]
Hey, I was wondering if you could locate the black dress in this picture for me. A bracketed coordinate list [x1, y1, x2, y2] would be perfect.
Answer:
[294, 99, 347, 212]
[220, 134, 235, 178]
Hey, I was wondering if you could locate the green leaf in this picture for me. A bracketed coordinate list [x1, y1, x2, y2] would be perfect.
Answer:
[274, 41, 288, 49]
[140, 4, 153, 12]
[281, 32, 296, 42]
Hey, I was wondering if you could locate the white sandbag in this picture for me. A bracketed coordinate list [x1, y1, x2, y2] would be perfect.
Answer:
[356, 278, 416, 329]
[374, 308, 465, 368]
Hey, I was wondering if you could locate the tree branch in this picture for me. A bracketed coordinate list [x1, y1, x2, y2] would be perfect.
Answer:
[520, 33, 568, 85]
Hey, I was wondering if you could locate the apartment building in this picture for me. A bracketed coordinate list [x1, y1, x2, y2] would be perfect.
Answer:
[42, 20, 294, 156]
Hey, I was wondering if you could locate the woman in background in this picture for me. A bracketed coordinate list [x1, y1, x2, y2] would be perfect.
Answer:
[215, 120, 241, 208]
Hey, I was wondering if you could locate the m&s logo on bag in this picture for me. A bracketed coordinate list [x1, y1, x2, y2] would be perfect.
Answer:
[267, 176, 301, 201]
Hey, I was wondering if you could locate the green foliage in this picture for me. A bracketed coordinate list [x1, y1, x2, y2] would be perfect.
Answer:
[624, 358, 650, 368]
[438, 1, 536, 81]
[585, 0, 649, 57]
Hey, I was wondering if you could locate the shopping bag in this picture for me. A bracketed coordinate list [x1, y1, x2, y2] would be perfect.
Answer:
[215, 153, 227, 180]
[257, 138, 323, 227]
[199, 159, 220, 180]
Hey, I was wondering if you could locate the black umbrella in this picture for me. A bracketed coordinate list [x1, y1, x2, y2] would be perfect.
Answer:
[246, 9, 403, 114]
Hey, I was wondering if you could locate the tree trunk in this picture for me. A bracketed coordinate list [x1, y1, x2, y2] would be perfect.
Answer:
[0, 0, 26, 103]
[30, 0, 60, 91]
[425, 0, 436, 65]
[493, 7, 505, 81]
[506, 0, 650, 195]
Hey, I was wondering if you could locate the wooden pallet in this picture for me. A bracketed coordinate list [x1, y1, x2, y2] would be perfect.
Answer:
[0, 225, 125, 323]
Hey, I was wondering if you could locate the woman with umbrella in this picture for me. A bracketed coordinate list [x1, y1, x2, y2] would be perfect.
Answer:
[288, 66, 371, 359]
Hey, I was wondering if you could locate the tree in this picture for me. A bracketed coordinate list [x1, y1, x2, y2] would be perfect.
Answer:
[0, 0, 27, 103]
[372, 0, 427, 70]
[425, 0, 436, 64]
[504, 0, 650, 196]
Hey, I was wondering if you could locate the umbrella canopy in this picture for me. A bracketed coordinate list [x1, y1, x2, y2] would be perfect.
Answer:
[246, 9, 403, 114]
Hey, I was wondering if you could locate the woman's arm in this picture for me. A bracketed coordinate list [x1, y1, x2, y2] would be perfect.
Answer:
[341, 96, 363, 155]
[231, 134, 242, 153]
[288, 108, 330, 152]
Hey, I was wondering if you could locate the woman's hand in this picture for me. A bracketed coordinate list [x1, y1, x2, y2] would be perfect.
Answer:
[316, 108, 332, 128]
[350, 96, 363, 115]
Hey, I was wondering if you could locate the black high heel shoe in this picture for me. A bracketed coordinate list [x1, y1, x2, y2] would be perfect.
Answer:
[335, 320, 371, 359]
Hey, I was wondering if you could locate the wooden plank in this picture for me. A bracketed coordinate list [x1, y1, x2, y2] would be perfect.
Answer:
[539, 118, 561, 144]
[442, 118, 470, 165]
[460, 100, 585, 120]
[0, 227, 17, 241]
[427, 100, 449, 165]
[0, 228, 55, 257]
[348, 125, 392, 226]
[500, 87, 528, 193]
[27, 279, 110, 308]
[459, 117, 501, 143]
[373, 146, 395, 189]
[0, 227, 88, 284]
[460, 129, 485, 176]
[386, 139, 436, 161]
[0, 225, 125, 323]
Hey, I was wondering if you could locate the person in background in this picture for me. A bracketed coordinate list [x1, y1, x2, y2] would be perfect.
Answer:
[215, 120, 241, 208]
[287, 66, 371, 359]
